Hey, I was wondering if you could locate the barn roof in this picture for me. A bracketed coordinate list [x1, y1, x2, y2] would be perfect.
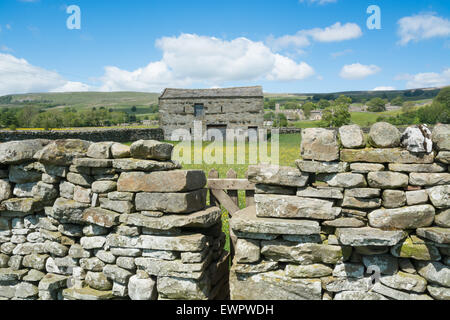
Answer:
[159, 86, 263, 99]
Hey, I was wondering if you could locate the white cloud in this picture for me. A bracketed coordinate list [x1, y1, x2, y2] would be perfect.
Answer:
[372, 86, 396, 91]
[100, 34, 315, 92]
[395, 68, 450, 89]
[398, 13, 450, 45]
[0, 53, 90, 96]
[339, 63, 381, 80]
[268, 22, 362, 51]
[306, 22, 362, 42]
[50, 81, 91, 93]
[299, 0, 337, 5]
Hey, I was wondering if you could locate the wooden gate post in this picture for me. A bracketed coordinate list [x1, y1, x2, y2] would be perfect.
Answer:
[208, 169, 219, 207]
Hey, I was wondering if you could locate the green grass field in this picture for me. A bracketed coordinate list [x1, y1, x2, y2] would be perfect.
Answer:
[2, 92, 159, 108]
[291, 109, 406, 128]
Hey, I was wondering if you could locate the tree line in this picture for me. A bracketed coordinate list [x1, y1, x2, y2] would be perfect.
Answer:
[0, 106, 130, 130]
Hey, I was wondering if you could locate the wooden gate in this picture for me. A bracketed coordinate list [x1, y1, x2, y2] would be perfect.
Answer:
[207, 168, 255, 215]
[207, 168, 255, 258]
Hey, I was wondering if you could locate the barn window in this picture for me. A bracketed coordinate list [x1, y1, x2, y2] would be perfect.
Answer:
[194, 104, 205, 117]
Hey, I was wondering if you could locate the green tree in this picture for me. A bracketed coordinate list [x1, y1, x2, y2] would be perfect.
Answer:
[301, 102, 315, 118]
[131, 106, 137, 113]
[335, 95, 352, 107]
[318, 99, 330, 109]
[391, 96, 404, 106]
[284, 101, 299, 110]
[367, 97, 387, 112]
[435, 86, 450, 107]
[320, 104, 351, 128]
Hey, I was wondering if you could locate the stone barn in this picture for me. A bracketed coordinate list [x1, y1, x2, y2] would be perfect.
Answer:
[159, 86, 264, 140]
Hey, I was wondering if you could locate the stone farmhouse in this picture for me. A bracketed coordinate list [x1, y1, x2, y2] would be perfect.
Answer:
[159, 86, 264, 141]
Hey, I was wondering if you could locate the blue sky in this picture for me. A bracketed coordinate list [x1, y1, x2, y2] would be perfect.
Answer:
[0, 0, 449, 95]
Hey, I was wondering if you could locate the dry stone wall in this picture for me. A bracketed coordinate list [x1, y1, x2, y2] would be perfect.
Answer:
[230, 123, 450, 300]
[0, 128, 164, 143]
[0, 139, 228, 300]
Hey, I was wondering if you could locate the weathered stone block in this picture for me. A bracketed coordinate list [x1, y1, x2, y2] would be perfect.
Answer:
[87, 142, 113, 159]
[427, 185, 450, 208]
[416, 227, 450, 244]
[301, 128, 339, 162]
[391, 237, 441, 261]
[435, 209, 450, 228]
[350, 163, 385, 173]
[248, 165, 309, 187]
[368, 205, 434, 229]
[2, 198, 43, 215]
[72, 158, 113, 168]
[136, 234, 207, 252]
[367, 171, 409, 189]
[261, 241, 345, 265]
[436, 151, 450, 164]
[111, 143, 131, 159]
[130, 140, 173, 161]
[135, 189, 207, 214]
[389, 163, 447, 173]
[112, 159, 181, 172]
[432, 123, 450, 151]
[52, 198, 90, 224]
[295, 160, 349, 174]
[235, 239, 260, 264]
[382, 190, 406, 208]
[117, 170, 206, 193]
[157, 276, 211, 300]
[369, 122, 401, 148]
[341, 148, 435, 164]
[342, 196, 381, 209]
[410, 172, 450, 186]
[34, 139, 91, 166]
[121, 207, 221, 230]
[230, 270, 322, 300]
[255, 194, 340, 220]
[406, 190, 429, 206]
[297, 187, 343, 199]
[380, 272, 427, 293]
[0, 140, 49, 165]
[231, 206, 319, 236]
[99, 198, 134, 214]
[128, 273, 157, 300]
[85, 271, 113, 291]
[317, 173, 367, 188]
[90, 181, 116, 194]
[82, 207, 120, 228]
[400, 125, 433, 153]
[416, 261, 450, 287]
[0, 179, 12, 202]
[336, 227, 406, 246]
[339, 124, 365, 149]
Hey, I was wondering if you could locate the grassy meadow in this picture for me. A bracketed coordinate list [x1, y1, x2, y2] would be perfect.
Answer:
[165, 133, 302, 251]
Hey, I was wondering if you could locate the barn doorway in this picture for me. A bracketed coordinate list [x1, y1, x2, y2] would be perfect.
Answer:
[207, 124, 227, 141]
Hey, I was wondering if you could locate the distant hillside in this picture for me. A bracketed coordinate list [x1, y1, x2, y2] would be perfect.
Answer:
[0, 92, 160, 109]
[266, 87, 442, 103]
[0, 87, 443, 110]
